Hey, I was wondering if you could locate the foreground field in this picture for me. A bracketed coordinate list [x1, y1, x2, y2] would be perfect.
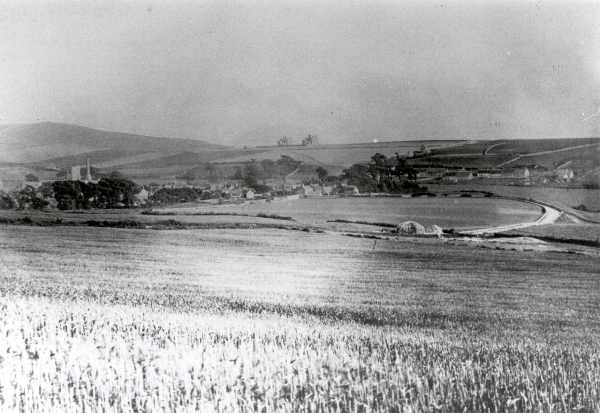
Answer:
[1, 225, 600, 411]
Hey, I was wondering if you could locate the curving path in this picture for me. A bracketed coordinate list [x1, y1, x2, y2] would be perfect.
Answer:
[460, 200, 562, 235]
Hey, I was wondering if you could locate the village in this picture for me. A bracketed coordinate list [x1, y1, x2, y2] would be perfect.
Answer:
[0, 155, 362, 211]
[0, 140, 586, 212]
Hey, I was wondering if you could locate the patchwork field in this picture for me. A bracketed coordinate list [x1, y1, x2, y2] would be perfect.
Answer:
[0, 225, 599, 411]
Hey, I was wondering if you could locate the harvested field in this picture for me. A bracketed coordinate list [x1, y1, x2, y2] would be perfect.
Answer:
[1, 225, 600, 411]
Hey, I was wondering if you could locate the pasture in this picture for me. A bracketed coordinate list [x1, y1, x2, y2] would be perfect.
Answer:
[428, 184, 600, 219]
[1, 225, 599, 411]
[157, 196, 542, 230]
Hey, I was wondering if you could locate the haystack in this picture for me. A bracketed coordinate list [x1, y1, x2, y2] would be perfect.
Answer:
[396, 221, 443, 237]
[426, 224, 443, 237]
[396, 221, 426, 235]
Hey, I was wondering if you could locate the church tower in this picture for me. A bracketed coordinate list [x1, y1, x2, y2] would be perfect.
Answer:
[84, 158, 92, 183]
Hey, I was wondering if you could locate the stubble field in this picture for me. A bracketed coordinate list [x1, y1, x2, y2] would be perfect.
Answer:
[1, 225, 600, 411]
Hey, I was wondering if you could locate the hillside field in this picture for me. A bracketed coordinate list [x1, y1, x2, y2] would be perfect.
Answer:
[0, 225, 599, 411]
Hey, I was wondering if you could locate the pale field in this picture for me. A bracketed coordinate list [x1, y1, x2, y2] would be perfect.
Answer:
[428, 184, 600, 213]
[158, 197, 542, 230]
[1, 225, 600, 411]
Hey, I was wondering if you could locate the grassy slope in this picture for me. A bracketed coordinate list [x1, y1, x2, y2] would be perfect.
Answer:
[0, 122, 225, 165]
[0, 226, 599, 411]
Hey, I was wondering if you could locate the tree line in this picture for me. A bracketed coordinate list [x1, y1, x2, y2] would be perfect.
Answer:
[341, 153, 426, 193]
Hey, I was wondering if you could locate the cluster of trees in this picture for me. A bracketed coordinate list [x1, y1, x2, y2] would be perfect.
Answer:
[341, 153, 425, 193]
[0, 192, 15, 209]
[301, 134, 318, 146]
[229, 156, 302, 193]
[52, 172, 138, 209]
[149, 187, 203, 205]
[0, 183, 54, 210]
[180, 156, 303, 187]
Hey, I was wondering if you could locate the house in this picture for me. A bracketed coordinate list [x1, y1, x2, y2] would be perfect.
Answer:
[321, 185, 334, 196]
[299, 184, 316, 196]
[244, 189, 255, 199]
[341, 185, 359, 195]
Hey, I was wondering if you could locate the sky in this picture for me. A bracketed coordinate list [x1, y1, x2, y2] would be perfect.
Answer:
[1, 0, 599, 145]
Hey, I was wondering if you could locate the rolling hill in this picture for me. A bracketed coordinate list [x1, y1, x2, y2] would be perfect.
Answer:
[0, 122, 226, 165]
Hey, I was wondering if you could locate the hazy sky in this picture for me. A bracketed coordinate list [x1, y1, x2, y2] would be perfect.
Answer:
[1, 1, 599, 145]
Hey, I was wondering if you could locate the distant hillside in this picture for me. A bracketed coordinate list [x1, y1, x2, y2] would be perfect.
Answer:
[2, 122, 599, 188]
[0, 122, 226, 165]
[408, 137, 600, 186]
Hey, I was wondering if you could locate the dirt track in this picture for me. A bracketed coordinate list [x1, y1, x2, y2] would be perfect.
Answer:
[460, 200, 562, 235]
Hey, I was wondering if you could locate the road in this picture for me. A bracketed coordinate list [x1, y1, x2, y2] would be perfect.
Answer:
[460, 200, 562, 235]
[483, 142, 504, 155]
